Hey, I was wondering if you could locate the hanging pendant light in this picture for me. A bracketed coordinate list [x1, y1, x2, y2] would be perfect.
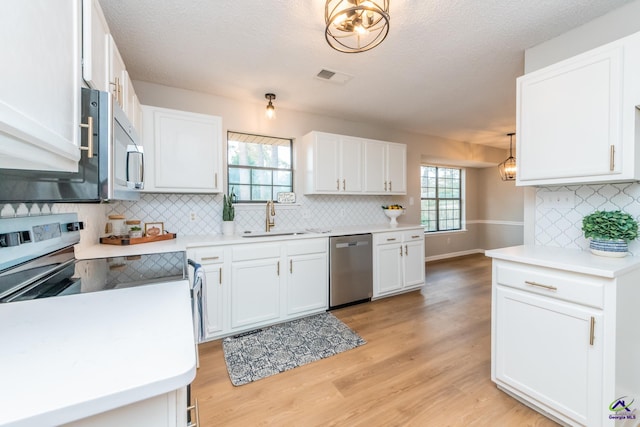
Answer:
[325, 0, 390, 53]
[265, 93, 276, 119]
[498, 133, 517, 181]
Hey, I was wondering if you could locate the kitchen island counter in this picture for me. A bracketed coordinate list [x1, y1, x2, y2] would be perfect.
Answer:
[0, 280, 195, 427]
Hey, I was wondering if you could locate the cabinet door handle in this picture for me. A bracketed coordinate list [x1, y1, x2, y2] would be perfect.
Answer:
[337, 179, 340, 190]
[399, 246, 403, 257]
[389, 181, 392, 191]
[524, 280, 557, 291]
[187, 398, 200, 427]
[411, 235, 421, 239]
[386, 238, 396, 242]
[384, 181, 387, 191]
[290, 259, 293, 273]
[79, 116, 94, 158]
[215, 173, 218, 188]
[277, 261, 280, 276]
[589, 316, 595, 346]
[219, 268, 222, 285]
[201, 256, 219, 261]
[610, 145, 615, 171]
[405, 245, 408, 256]
[343, 179, 346, 191]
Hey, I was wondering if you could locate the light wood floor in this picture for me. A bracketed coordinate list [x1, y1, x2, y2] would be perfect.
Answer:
[192, 254, 558, 426]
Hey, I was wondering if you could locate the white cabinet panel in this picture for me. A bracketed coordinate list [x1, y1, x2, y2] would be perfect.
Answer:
[107, 34, 126, 110]
[386, 143, 407, 194]
[82, 0, 110, 92]
[363, 140, 386, 193]
[0, 0, 81, 172]
[231, 258, 280, 329]
[142, 106, 222, 193]
[340, 136, 363, 192]
[516, 31, 640, 186]
[287, 252, 328, 316]
[373, 228, 424, 298]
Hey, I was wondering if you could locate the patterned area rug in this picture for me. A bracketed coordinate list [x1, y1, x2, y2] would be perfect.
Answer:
[222, 312, 366, 386]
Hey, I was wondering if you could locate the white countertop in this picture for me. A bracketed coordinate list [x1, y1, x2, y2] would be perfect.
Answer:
[485, 245, 640, 278]
[76, 223, 424, 259]
[0, 280, 196, 427]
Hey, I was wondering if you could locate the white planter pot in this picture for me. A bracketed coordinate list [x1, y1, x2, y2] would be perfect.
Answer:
[589, 238, 628, 257]
[222, 220, 235, 236]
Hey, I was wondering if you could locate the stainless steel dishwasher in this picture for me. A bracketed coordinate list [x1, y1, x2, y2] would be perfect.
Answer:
[329, 234, 373, 309]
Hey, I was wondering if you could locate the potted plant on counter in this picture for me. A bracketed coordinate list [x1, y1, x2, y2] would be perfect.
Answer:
[222, 187, 237, 236]
[582, 210, 638, 257]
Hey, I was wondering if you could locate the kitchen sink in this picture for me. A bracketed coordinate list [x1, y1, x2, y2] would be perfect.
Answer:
[241, 230, 307, 238]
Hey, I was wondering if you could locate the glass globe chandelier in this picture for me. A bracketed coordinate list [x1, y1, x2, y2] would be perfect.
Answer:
[498, 132, 517, 181]
[325, 0, 390, 53]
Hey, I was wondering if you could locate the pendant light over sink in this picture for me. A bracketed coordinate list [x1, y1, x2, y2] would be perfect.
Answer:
[325, 0, 390, 53]
[498, 133, 517, 181]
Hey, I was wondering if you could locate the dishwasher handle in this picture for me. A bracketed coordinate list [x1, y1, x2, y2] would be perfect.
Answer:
[335, 241, 370, 249]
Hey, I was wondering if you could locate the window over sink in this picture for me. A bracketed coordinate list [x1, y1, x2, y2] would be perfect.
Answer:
[227, 131, 293, 202]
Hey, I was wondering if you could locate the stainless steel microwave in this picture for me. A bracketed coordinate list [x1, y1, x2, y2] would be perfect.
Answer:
[0, 88, 144, 203]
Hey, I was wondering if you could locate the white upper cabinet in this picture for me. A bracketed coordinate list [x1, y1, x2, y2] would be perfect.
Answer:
[301, 131, 406, 195]
[142, 105, 223, 193]
[516, 31, 640, 186]
[82, 0, 110, 93]
[364, 140, 406, 194]
[107, 35, 127, 111]
[0, 0, 81, 172]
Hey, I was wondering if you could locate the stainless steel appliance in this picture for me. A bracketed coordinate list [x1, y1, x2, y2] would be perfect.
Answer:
[0, 88, 144, 203]
[329, 233, 373, 309]
[0, 213, 184, 302]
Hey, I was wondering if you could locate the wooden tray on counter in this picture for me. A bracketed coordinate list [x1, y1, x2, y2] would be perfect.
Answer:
[100, 233, 177, 246]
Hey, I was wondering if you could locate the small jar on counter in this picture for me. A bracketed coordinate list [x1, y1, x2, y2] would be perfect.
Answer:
[105, 214, 126, 236]
[126, 220, 143, 238]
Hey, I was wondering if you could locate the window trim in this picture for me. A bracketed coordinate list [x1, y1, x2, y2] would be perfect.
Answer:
[226, 131, 293, 202]
[420, 165, 465, 232]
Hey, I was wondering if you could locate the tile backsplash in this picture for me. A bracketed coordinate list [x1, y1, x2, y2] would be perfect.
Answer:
[1, 192, 395, 246]
[536, 182, 640, 254]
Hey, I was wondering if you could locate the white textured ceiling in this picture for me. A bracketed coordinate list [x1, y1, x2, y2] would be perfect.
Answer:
[99, 0, 633, 148]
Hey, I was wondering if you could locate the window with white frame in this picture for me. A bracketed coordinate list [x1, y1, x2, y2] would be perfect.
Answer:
[420, 165, 463, 232]
[227, 131, 293, 202]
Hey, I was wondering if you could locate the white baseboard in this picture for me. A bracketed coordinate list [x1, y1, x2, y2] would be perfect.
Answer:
[425, 249, 485, 263]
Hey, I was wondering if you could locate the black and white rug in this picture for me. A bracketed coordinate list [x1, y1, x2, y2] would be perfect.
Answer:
[222, 312, 366, 386]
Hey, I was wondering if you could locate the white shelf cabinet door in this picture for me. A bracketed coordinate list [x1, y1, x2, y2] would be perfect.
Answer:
[0, 0, 81, 172]
[230, 258, 281, 330]
[340, 136, 363, 193]
[286, 252, 328, 316]
[402, 238, 425, 288]
[107, 34, 126, 110]
[494, 287, 603, 427]
[309, 132, 341, 193]
[363, 139, 387, 193]
[516, 32, 640, 186]
[374, 242, 403, 296]
[142, 106, 223, 193]
[386, 143, 407, 194]
[82, 0, 110, 93]
[203, 262, 224, 338]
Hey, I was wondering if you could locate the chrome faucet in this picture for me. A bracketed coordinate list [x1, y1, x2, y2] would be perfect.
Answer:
[265, 200, 276, 232]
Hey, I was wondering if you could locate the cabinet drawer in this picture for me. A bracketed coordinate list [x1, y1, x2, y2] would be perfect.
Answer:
[233, 243, 281, 261]
[374, 231, 403, 245]
[495, 263, 604, 308]
[287, 238, 327, 256]
[193, 248, 224, 264]
[403, 230, 424, 241]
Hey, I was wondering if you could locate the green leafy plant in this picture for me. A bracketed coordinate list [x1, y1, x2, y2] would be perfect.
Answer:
[223, 187, 236, 221]
[129, 226, 142, 231]
[582, 210, 638, 241]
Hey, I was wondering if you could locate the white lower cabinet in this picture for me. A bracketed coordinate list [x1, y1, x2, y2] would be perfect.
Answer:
[189, 237, 329, 341]
[373, 228, 425, 298]
[488, 249, 640, 427]
[64, 388, 188, 427]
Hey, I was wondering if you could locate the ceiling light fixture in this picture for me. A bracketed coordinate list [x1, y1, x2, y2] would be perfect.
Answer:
[498, 133, 517, 181]
[325, 0, 390, 53]
[265, 93, 276, 119]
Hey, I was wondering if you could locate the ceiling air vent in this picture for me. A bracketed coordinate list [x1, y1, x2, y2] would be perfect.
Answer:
[315, 68, 353, 85]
